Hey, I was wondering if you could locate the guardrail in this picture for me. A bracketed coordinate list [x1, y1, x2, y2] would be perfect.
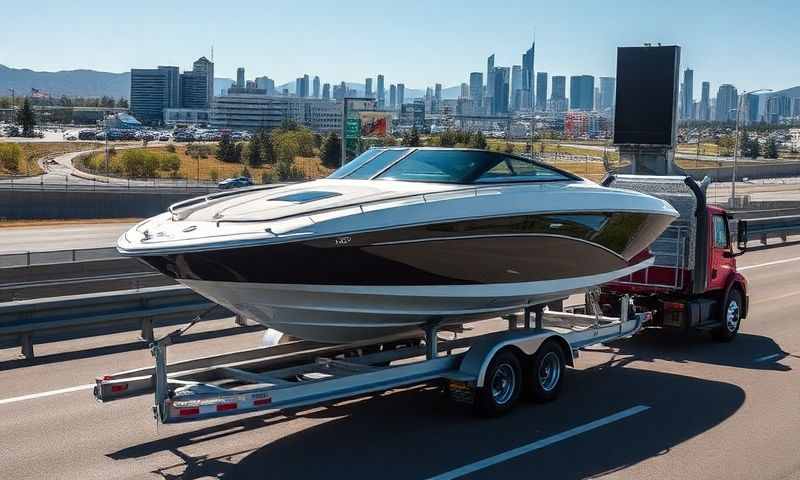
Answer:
[0, 247, 121, 268]
[0, 285, 231, 359]
[737, 215, 800, 250]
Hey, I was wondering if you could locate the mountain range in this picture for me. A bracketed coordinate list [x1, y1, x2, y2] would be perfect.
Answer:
[0, 64, 460, 100]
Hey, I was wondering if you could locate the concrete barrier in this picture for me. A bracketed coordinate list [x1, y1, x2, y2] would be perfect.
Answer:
[0, 189, 199, 219]
[683, 162, 800, 181]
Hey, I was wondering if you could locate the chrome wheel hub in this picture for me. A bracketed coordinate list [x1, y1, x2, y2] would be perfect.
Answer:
[538, 352, 561, 392]
[491, 363, 516, 405]
[726, 300, 740, 333]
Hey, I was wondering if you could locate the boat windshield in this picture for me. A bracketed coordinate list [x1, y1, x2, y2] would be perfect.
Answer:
[328, 149, 576, 184]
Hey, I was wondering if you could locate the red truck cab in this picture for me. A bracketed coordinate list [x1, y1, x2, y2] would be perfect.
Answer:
[599, 175, 748, 341]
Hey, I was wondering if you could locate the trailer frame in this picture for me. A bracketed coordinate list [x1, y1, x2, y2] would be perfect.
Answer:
[95, 294, 648, 423]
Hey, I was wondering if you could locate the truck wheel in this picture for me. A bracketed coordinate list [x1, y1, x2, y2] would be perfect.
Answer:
[474, 350, 522, 417]
[524, 341, 566, 403]
[712, 289, 743, 342]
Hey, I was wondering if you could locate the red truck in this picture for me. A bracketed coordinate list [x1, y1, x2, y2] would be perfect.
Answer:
[598, 175, 748, 341]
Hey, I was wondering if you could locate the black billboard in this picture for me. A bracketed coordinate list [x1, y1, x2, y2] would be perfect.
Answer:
[613, 46, 680, 146]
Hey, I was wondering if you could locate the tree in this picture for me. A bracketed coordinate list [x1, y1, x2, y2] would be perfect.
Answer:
[280, 118, 299, 131]
[765, 138, 779, 159]
[402, 127, 421, 147]
[159, 153, 181, 177]
[439, 130, 458, 148]
[16, 98, 35, 137]
[260, 131, 275, 164]
[469, 131, 487, 150]
[117, 98, 129, 109]
[717, 135, 735, 156]
[216, 134, 241, 163]
[247, 133, 263, 166]
[740, 131, 760, 159]
[320, 132, 342, 169]
[504, 143, 515, 154]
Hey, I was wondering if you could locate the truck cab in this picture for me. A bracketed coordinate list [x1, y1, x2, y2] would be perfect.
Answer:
[599, 175, 748, 341]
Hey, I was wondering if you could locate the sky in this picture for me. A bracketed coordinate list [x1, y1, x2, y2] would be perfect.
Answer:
[2, 0, 799, 93]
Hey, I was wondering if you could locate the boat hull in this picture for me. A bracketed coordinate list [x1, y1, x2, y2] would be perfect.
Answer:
[180, 258, 653, 343]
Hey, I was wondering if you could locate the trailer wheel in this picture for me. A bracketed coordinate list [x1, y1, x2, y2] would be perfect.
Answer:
[474, 350, 522, 417]
[523, 340, 566, 403]
[712, 289, 742, 342]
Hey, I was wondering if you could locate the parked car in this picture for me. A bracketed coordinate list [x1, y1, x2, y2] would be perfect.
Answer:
[78, 130, 97, 140]
[158, 133, 171, 142]
[65, 132, 78, 141]
[218, 176, 253, 190]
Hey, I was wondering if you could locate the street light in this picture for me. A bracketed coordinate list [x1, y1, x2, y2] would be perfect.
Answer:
[731, 88, 772, 207]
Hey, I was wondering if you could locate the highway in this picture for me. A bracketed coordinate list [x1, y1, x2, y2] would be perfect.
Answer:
[0, 222, 133, 253]
[1, 244, 799, 479]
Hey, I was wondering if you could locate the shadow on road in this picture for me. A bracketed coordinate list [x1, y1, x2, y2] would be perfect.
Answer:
[0, 322, 262, 372]
[592, 330, 793, 372]
[108, 364, 746, 479]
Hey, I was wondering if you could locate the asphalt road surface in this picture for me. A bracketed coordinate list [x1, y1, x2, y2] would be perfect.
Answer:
[0, 222, 133, 253]
[1, 242, 799, 479]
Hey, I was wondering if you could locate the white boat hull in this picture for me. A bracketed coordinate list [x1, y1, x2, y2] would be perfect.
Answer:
[181, 258, 653, 343]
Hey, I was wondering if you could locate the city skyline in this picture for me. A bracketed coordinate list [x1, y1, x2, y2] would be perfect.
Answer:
[2, 0, 798, 93]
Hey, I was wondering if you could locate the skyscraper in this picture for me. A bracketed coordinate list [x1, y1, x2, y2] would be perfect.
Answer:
[322, 83, 331, 101]
[365, 78, 373, 98]
[510, 65, 522, 111]
[397, 83, 405, 106]
[682, 69, 694, 120]
[700, 81, 711, 121]
[460, 83, 469, 99]
[377, 75, 385, 108]
[599, 77, 616, 111]
[535, 72, 548, 111]
[130, 66, 180, 125]
[492, 67, 510, 114]
[569, 75, 594, 111]
[745, 93, 759, 124]
[236, 68, 245, 89]
[192, 56, 214, 107]
[303, 74, 310, 98]
[469, 72, 483, 107]
[313, 76, 320, 98]
[551, 76, 567, 112]
[255, 76, 275, 95]
[715, 84, 738, 122]
[295, 78, 302, 97]
[522, 41, 534, 109]
[389, 84, 397, 108]
[434, 83, 442, 102]
[180, 71, 208, 109]
[486, 54, 495, 109]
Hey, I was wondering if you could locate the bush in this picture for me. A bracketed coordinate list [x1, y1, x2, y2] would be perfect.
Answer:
[187, 143, 212, 159]
[319, 132, 341, 169]
[209, 168, 219, 182]
[165, 144, 177, 153]
[120, 150, 160, 177]
[261, 171, 277, 184]
[0, 143, 22, 172]
[159, 153, 181, 177]
[108, 146, 116, 157]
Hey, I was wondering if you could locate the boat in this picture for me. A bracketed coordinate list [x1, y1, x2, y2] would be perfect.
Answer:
[118, 147, 679, 343]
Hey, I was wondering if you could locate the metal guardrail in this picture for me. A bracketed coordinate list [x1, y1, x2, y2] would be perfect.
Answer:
[737, 215, 800, 250]
[0, 246, 121, 268]
[0, 285, 229, 359]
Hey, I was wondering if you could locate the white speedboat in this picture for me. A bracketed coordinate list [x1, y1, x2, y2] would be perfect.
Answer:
[118, 148, 678, 342]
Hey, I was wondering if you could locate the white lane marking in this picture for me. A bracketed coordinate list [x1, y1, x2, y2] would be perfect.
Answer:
[751, 290, 800, 305]
[739, 256, 800, 271]
[754, 353, 783, 363]
[0, 384, 94, 406]
[425, 405, 651, 480]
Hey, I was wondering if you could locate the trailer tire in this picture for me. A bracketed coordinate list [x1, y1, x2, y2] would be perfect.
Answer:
[712, 289, 742, 342]
[523, 340, 566, 403]
[474, 350, 522, 417]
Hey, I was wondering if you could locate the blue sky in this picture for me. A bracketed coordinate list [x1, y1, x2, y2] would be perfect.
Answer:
[2, 0, 798, 92]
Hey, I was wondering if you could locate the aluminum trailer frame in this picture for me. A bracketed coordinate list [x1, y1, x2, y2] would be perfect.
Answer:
[95, 294, 647, 424]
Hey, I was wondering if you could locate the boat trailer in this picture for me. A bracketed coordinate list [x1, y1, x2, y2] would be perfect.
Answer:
[95, 293, 649, 423]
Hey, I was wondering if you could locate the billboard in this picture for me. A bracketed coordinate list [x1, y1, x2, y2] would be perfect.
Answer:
[359, 112, 391, 137]
[613, 46, 680, 146]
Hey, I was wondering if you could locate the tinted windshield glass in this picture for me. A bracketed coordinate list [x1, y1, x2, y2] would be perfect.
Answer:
[327, 149, 384, 179]
[376, 150, 572, 184]
[343, 149, 409, 179]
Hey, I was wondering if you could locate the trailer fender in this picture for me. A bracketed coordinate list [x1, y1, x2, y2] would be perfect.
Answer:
[458, 330, 573, 388]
